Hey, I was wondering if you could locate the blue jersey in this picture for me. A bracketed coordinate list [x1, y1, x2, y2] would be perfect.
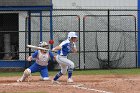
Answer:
[32, 50, 54, 66]
[57, 39, 76, 56]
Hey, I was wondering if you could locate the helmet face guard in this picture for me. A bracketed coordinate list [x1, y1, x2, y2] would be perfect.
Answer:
[38, 41, 49, 48]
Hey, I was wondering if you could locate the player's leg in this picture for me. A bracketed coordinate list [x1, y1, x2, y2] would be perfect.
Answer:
[40, 66, 50, 80]
[52, 64, 68, 84]
[66, 59, 74, 83]
[17, 68, 31, 82]
[17, 63, 39, 82]
[53, 64, 68, 81]
[55, 55, 75, 83]
[52, 71, 63, 84]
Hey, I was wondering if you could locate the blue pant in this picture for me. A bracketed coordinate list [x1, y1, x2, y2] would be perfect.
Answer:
[29, 62, 49, 78]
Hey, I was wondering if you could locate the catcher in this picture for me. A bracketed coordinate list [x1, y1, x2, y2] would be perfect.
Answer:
[17, 41, 55, 82]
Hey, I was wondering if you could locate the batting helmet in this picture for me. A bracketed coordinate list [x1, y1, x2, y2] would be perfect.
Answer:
[67, 32, 78, 40]
[38, 41, 48, 47]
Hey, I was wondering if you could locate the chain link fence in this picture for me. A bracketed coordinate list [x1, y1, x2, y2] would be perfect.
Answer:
[0, 9, 139, 70]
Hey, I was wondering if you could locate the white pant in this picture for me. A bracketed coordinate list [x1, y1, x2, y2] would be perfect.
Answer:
[56, 55, 74, 74]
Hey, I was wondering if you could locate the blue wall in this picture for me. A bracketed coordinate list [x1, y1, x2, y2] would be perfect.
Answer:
[0, 61, 26, 68]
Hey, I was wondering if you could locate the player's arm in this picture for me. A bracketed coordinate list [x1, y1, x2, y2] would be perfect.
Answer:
[71, 42, 77, 53]
[49, 51, 55, 62]
[52, 41, 64, 52]
[52, 40, 66, 52]
[27, 50, 38, 61]
[52, 46, 61, 51]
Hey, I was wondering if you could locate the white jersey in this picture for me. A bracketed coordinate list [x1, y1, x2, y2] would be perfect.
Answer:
[32, 50, 54, 66]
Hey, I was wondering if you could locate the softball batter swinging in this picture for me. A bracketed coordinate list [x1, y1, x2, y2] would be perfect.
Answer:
[52, 32, 78, 84]
[17, 41, 55, 82]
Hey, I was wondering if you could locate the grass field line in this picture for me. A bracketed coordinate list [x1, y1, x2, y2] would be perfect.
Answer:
[71, 83, 113, 93]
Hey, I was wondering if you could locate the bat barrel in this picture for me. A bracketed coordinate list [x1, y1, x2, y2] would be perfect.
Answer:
[26, 45, 49, 51]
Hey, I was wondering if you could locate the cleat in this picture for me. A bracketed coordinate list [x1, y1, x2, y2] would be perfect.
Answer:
[17, 76, 29, 82]
[17, 79, 22, 82]
[26, 76, 30, 82]
[41, 77, 50, 81]
[67, 78, 73, 83]
[52, 80, 61, 84]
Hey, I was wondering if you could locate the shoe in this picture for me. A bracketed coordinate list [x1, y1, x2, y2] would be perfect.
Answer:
[42, 77, 50, 81]
[17, 79, 22, 82]
[67, 78, 73, 83]
[52, 80, 61, 84]
[17, 76, 28, 82]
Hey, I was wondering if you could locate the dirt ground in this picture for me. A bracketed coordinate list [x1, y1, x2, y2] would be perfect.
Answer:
[0, 74, 140, 93]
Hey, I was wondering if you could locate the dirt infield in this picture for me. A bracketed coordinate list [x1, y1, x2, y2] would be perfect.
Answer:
[0, 75, 140, 93]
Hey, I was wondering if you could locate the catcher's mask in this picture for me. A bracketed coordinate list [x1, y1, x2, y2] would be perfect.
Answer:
[38, 41, 49, 48]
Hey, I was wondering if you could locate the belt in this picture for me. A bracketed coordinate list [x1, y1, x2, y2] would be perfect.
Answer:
[59, 55, 67, 56]
[60, 55, 66, 56]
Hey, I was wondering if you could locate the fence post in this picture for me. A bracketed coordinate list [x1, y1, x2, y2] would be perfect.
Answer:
[50, 7, 53, 49]
[107, 9, 110, 69]
[138, 1, 140, 67]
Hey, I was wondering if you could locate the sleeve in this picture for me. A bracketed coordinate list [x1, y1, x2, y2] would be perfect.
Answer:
[32, 50, 38, 58]
[59, 41, 66, 48]
[49, 51, 54, 62]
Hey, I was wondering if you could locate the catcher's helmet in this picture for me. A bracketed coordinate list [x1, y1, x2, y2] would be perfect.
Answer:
[68, 32, 78, 40]
[38, 41, 48, 47]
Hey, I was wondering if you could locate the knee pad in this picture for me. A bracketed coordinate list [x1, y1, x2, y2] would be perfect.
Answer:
[24, 68, 31, 76]
[61, 70, 67, 75]
[69, 62, 74, 69]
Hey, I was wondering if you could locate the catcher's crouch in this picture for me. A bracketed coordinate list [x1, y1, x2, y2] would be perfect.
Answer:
[17, 41, 55, 82]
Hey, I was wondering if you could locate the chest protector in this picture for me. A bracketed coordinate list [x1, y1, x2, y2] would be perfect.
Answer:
[36, 50, 50, 66]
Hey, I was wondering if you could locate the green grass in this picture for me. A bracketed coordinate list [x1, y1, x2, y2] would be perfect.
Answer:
[74, 68, 140, 75]
[0, 68, 140, 77]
